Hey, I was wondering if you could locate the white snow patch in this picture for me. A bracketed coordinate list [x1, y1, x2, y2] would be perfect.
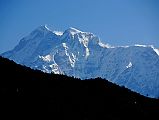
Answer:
[39, 55, 52, 62]
[69, 27, 82, 32]
[80, 34, 90, 47]
[67, 27, 82, 35]
[69, 56, 75, 67]
[42, 65, 50, 73]
[62, 43, 69, 56]
[72, 53, 76, 60]
[151, 46, 159, 56]
[62, 43, 67, 48]
[154, 48, 159, 56]
[49, 64, 60, 74]
[119, 46, 129, 48]
[44, 25, 51, 31]
[126, 62, 132, 68]
[53, 31, 63, 36]
[85, 48, 90, 59]
[135, 44, 153, 47]
[99, 42, 112, 48]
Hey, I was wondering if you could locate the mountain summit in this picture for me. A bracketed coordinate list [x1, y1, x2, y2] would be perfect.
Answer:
[2, 25, 159, 98]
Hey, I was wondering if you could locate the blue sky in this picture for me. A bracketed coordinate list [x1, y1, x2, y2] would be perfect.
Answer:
[0, 0, 159, 53]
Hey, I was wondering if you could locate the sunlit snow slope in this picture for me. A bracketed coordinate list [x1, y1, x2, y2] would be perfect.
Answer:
[2, 25, 159, 98]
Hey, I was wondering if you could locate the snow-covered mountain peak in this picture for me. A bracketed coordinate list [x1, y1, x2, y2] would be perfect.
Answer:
[65, 27, 82, 35]
[60, 27, 100, 48]
[37, 25, 64, 36]
[1, 25, 159, 98]
[36, 25, 51, 32]
[63, 27, 95, 37]
[29, 25, 53, 38]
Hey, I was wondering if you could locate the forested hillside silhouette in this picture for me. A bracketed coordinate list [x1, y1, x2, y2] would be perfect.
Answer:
[0, 56, 159, 120]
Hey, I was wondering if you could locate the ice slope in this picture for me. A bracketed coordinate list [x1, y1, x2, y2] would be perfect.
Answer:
[2, 25, 159, 98]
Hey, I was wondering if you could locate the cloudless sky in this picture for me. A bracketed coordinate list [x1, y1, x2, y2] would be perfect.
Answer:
[0, 0, 159, 53]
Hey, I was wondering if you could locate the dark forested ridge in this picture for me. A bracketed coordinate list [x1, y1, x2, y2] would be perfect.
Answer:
[0, 56, 159, 120]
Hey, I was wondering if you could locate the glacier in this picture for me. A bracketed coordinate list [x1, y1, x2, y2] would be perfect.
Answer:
[1, 25, 159, 98]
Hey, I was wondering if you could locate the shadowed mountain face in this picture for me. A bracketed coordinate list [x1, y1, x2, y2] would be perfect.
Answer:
[1, 26, 159, 98]
[0, 56, 159, 119]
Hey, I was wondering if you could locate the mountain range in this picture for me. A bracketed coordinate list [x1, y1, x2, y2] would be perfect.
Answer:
[1, 25, 159, 98]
